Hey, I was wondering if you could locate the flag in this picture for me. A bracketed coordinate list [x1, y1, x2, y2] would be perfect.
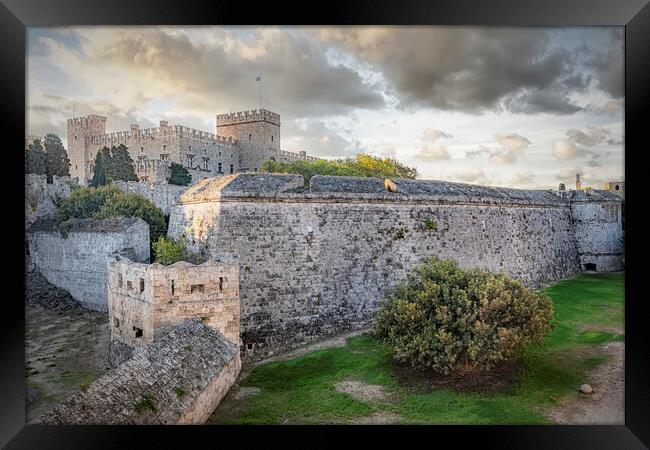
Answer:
[256, 74, 261, 82]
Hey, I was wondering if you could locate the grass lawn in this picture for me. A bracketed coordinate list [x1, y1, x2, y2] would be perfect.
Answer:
[209, 272, 624, 424]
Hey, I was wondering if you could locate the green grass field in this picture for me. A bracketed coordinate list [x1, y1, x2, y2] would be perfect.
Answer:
[209, 272, 624, 424]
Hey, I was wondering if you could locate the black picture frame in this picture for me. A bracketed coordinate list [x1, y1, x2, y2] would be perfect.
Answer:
[2, 0, 648, 448]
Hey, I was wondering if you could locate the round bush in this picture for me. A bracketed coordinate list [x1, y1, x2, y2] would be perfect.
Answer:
[374, 258, 553, 374]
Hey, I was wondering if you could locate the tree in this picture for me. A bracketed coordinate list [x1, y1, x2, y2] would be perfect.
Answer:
[25, 139, 47, 175]
[44, 133, 70, 181]
[109, 144, 138, 182]
[90, 147, 112, 187]
[168, 162, 192, 186]
[90, 145, 138, 187]
[558, 183, 566, 191]
[374, 258, 553, 374]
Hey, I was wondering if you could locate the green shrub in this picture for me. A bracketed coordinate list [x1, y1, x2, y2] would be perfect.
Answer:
[153, 236, 186, 265]
[424, 218, 437, 231]
[134, 393, 157, 413]
[374, 258, 553, 374]
[94, 192, 166, 242]
[260, 153, 418, 185]
[59, 186, 166, 244]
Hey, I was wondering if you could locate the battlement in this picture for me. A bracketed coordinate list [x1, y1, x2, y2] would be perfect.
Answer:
[86, 125, 237, 146]
[217, 109, 280, 126]
[67, 114, 107, 128]
[279, 149, 321, 161]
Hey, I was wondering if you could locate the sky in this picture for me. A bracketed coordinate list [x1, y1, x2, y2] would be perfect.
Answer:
[26, 26, 624, 189]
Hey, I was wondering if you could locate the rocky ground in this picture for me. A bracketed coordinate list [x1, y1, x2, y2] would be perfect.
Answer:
[25, 270, 111, 422]
[546, 341, 624, 424]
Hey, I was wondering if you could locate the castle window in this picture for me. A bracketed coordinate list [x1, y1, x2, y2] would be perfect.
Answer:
[615, 185, 619, 190]
[139, 278, 145, 293]
[248, 134, 252, 141]
[218, 162, 222, 173]
[171, 280, 175, 295]
[114, 318, 120, 328]
[118, 274, 123, 288]
[202, 158, 209, 170]
[74, 135, 77, 141]
[191, 284, 205, 293]
[271, 135, 273, 142]
[133, 327, 143, 338]
[127, 280, 133, 290]
[140, 147, 144, 152]
[163, 144, 166, 151]
[204, 148, 207, 154]
[219, 277, 223, 292]
[229, 164, 234, 174]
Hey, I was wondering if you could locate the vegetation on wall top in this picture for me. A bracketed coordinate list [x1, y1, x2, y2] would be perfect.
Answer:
[260, 154, 418, 185]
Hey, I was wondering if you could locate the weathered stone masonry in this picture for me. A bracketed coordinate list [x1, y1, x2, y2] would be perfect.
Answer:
[27, 218, 150, 311]
[32, 320, 241, 425]
[167, 174, 624, 361]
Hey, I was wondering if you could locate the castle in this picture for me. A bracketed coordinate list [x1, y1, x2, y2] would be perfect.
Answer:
[66, 109, 320, 185]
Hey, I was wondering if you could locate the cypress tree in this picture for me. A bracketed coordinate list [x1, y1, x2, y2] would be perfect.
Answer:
[109, 144, 138, 182]
[25, 138, 47, 175]
[44, 133, 70, 181]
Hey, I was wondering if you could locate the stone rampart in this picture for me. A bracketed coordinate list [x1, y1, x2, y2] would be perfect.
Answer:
[166, 174, 625, 360]
[27, 218, 150, 311]
[112, 180, 188, 215]
[32, 319, 241, 425]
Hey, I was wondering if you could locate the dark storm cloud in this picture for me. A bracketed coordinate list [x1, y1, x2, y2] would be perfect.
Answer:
[89, 28, 384, 119]
[316, 27, 622, 115]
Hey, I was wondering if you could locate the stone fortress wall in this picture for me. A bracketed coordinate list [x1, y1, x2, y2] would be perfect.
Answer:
[68, 109, 320, 186]
[27, 218, 150, 311]
[167, 173, 624, 361]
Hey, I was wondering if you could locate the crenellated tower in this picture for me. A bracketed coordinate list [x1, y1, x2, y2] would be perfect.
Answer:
[67, 114, 107, 183]
[216, 109, 280, 172]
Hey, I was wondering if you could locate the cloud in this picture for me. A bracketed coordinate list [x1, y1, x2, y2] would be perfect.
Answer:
[416, 127, 452, 160]
[465, 145, 491, 159]
[555, 166, 583, 182]
[552, 138, 586, 160]
[315, 27, 619, 115]
[510, 171, 535, 186]
[422, 128, 452, 142]
[416, 143, 450, 161]
[552, 126, 618, 162]
[282, 119, 356, 158]
[455, 168, 490, 184]
[469, 132, 531, 164]
[27, 27, 386, 140]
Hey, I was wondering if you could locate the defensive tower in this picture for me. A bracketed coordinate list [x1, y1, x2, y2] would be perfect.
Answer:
[216, 109, 280, 172]
[67, 114, 107, 182]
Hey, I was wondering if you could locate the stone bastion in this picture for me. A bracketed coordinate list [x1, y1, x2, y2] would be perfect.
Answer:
[167, 173, 624, 361]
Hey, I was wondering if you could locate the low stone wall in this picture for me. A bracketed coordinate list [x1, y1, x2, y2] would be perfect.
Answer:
[27, 218, 150, 311]
[112, 180, 188, 215]
[32, 320, 241, 425]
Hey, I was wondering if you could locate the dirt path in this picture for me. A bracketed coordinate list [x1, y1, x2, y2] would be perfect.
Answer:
[546, 341, 624, 424]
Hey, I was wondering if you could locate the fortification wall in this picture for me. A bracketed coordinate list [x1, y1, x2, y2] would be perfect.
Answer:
[112, 180, 188, 216]
[32, 320, 241, 425]
[107, 255, 240, 350]
[27, 218, 150, 311]
[168, 174, 584, 360]
[25, 174, 78, 228]
[570, 191, 624, 272]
